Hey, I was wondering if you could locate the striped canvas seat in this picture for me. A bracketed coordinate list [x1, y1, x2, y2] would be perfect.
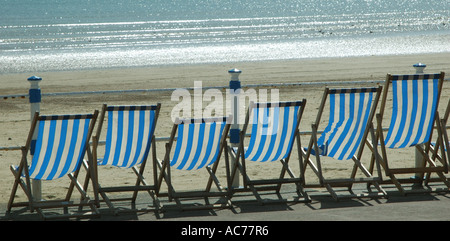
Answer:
[170, 117, 229, 171]
[99, 105, 159, 168]
[303, 87, 386, 200]
[316, 88, 377, 160]
[231, 100, 310, 204]
[157, 116, 232, 210]
[372, 72, 450, 195]
[8, 111, 99, 220]
[384, 74, 440, 149]
[244, 102, 303, 163]
[91, 104, 161, 213]
[29, 114, 95, 180]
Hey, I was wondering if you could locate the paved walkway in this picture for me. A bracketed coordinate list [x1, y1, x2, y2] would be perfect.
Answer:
[2, 183, 450, 221]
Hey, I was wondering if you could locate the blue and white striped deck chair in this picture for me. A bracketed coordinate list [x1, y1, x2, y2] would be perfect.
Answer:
[231, 100, 310, 204]
[302, 87, 386, 200]
[372, 72, 450, 195]
[156, 116, 232, 210]
[90, 104, 161, 213]
[8, 111, 99, 220]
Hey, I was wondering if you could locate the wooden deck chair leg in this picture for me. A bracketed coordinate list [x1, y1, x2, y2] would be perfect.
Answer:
[275, 130, 309, 199]
[373, 113, 409, 195]
[131, 165, 163, 210]
[79, 152, 118, 213]
[206, 141, 230, 193]
[417, 145, 450, 189]
[236, 160, 265, 204]
[228, 140, 264, 203]
[157, 141, 180, 205]
[439, 118, 450, 171]
[424, 100, 450, 185]
[425, 117, 450, 186]
[300, 125, 320, 183]
[279, 158, 310, 201]
[199, 137, 233, 209]
[416, 141, 450, 190]
[66, 172, 99, 217]
[7, 113, 38, 213]
[8, 163, 33, 212]
[375, 114, 391, 176]
[276, 132, 309, 200]
[205, 155, 233, 208]
[365, 123, 387, 197]
[223, 144, 234, 207]
[228, 133, 246, 190]
[80, 148, 99, 207]
[309, 123, 325, 185]
[65, 164, 82, 202]
[8, 148, 38, 213]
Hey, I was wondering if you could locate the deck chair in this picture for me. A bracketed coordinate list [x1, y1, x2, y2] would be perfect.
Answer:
[7, 111, 99, 220]
[302, 87, 387, 200]
[370, 72, 450, 195]
[156, 116, 232, 210]
[230, 100, 310, 204]
[88, 104, 161, 213]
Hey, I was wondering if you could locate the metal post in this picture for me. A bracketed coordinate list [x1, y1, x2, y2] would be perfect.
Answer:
[28, 76, 42, 201]
[229, 68, 242, 188]
[413, 63, 426, 186]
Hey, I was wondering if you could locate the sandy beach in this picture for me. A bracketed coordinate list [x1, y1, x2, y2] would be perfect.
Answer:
[1, 52, 450, 207]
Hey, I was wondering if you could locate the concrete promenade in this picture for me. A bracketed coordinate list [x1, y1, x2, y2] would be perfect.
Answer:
[2, 183, 450, 221]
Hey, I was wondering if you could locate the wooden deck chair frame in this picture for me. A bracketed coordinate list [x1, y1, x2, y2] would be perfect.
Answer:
[302, 87, 387, 200]
[410, 98, 450, 189]
[369, 72, 450, 195]
[425, 99, 450, 185]
[230, 100, 310, 204]
[437, 99, 450, 183]
[7, 111, 100, 220]
[431, 99, 450, 186]
[86, 103, 162, 214]
[436, 99, 450, 173]
[156, 116, 232, 211]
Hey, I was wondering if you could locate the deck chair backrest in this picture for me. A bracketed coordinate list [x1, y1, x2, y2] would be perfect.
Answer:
[245, 101, 305, 162]
[170, 117, 230, 171]
[99, 105, 159, 168]
[383, 73, 443, 149]
[318, 88, 379, 160]
[29, 114, 95, 180]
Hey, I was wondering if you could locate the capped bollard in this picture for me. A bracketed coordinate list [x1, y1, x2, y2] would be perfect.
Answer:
[28, 76, 42, 155]
[413, 63, 426, 74]
[28, 76, 42, 201]
[412, 63, 426, 186]
[229, 68, 242, 144]
[229, 68, 242, 188]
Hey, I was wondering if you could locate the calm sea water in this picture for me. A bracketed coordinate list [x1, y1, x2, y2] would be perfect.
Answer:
[1, 0, 449, 73]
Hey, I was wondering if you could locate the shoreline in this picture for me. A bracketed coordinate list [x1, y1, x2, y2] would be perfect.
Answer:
[1, 52, 449, 95]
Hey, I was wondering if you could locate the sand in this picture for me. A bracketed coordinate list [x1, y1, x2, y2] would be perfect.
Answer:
[1, 52, 450, 205]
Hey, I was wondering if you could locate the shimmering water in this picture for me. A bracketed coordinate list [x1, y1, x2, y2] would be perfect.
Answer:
[1, 0, 449, 73]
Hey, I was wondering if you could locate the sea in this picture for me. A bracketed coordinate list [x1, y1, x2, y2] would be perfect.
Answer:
[1, 0, 449, 74]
